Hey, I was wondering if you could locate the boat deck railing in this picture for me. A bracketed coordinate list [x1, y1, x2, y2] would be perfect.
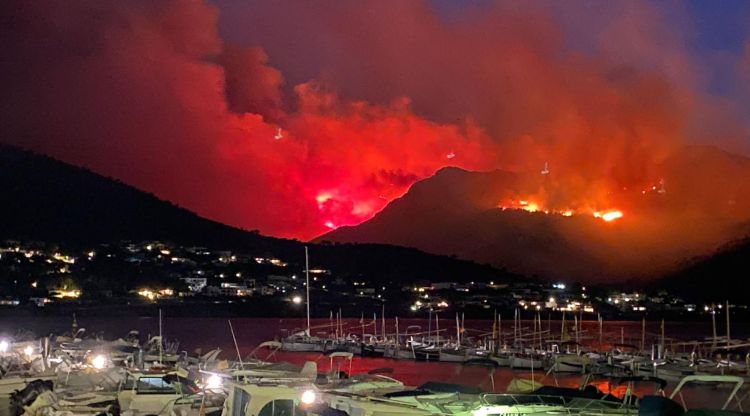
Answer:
[479, 393, 638, 415]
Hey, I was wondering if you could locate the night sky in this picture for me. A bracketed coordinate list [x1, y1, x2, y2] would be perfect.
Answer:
[1, 0, 749, 241]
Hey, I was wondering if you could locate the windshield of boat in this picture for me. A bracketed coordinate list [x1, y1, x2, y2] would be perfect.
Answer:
[136, 376, 179, 395]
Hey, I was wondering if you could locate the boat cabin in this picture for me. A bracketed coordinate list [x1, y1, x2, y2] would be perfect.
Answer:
[223, 381, 314, 416]
[117, 368, 220, 416]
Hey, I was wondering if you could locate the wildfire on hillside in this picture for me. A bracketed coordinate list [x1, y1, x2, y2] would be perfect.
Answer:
[498, 198, 624, 222]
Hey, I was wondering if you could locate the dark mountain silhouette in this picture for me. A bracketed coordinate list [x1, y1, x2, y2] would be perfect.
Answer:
[0, 144, 519, 284]
[658, 237, 750, 303]
[0, 144, 295, 251]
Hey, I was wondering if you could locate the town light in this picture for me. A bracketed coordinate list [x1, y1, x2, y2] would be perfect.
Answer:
[0, 340, 8, 353]
[292, 295, 303, 304]
[24, 345, 34, 356]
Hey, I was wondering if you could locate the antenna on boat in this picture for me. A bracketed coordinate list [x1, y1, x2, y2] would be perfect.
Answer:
[228, 319, 243, 368]
[305, 246, 311, 336]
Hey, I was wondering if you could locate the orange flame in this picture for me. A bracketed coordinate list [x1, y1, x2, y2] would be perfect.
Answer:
[500, 198, 623, 222]
[594, 210, 624, 222]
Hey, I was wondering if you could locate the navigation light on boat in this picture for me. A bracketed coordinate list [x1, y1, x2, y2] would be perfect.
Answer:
[206, 374, 223, 390]
[0, 340, 8, 353]
[92, 354, 107, 369]
[300, 389, 317, 405]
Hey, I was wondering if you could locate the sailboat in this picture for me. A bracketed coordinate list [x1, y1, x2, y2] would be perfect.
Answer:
[281, 247, 327, 352]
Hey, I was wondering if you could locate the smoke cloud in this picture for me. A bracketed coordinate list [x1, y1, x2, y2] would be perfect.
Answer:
[1, 0, 749, 250]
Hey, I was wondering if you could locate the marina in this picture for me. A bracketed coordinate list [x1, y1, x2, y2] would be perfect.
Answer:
[0, 315, 748, 415]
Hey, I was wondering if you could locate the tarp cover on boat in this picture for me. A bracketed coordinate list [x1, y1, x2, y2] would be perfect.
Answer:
[417, 382, 482, 395]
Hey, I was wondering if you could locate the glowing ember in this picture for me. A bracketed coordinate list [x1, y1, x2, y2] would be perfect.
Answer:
[594, 210, 624, 222]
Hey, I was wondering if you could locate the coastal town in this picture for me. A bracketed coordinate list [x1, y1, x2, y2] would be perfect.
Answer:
[1, 240, 741, 319]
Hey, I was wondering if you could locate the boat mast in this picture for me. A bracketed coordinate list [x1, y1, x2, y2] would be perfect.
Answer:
[229, 319, 243, 368]
[435, 313, 440, 347]
[498, 313, 502, 349]
[660, 319, 665, 357]
[560, 312, 565, 341]
[461, 312, 465, 345]
[492, 310, 497, 353]
[455, 313, 460, 345]
[158, 308, 163, 364]
[428, 307, 432, 345]
[726, 300, 731, 345]
[711, 306, 717, 348]
[395, 316, 400, 345]
[382, 303, 386, 340]
[305, 246, 311, 336]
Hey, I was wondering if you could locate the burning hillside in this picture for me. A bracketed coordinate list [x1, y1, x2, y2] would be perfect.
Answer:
[321, 147, 750, 281]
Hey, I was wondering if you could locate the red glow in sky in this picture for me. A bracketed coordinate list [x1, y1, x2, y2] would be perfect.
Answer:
[1, 0, 750, 241]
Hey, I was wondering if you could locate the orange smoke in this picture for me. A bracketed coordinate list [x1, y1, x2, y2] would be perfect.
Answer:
[0, 0, 749, 249]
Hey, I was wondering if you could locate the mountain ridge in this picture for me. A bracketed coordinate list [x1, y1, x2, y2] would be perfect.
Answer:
[0, 144, 521, 285]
